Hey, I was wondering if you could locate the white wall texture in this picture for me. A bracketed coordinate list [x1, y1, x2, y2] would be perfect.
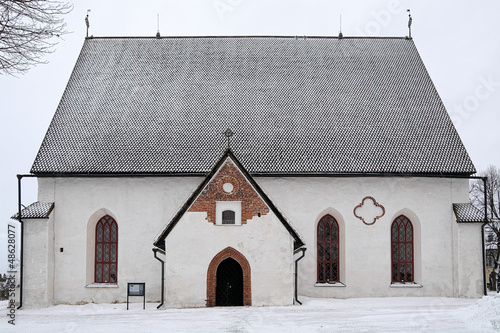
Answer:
[256, 176, 483, 298]
[22, 216, 54, 308]
[36, 176, 203, 305]
[27, 175, 483, 308]
[164, 211, 294, 308]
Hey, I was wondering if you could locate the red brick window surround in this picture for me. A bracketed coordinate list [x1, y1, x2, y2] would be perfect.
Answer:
[95, 215, 118, 283]
[206, 247, 251, 307]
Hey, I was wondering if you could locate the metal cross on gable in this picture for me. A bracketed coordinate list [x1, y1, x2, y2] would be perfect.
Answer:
[224, 128, 234, 148]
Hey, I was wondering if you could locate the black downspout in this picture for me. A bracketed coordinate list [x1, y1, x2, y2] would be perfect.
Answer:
[153, 248, 165, 309]
[294, 247, 306, 305]
[481, 177, 488, 296]
[17, 175, 23, 309]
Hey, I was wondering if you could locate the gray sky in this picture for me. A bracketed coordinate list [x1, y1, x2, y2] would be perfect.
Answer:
[1, 0, 499, 272]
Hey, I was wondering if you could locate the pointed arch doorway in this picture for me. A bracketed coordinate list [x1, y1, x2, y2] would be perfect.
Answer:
[216, 258, 243, 306]
[207, 247, 251, 307]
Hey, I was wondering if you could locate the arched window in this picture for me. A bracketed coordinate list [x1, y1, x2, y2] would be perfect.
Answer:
[222, 210, 235, 224]
[391, 215, 414, 283]
[317, 214, 339, 283]
[95, 215, 118, 283]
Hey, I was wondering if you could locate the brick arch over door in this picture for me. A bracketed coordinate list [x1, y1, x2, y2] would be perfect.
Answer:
[206, 247, 251, 307]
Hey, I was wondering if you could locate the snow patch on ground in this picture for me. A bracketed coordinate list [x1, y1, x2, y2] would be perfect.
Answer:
[455, 293, 500, 332]
[1, 296, 497, 332]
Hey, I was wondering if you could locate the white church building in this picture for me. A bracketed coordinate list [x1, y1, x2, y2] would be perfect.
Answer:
[14, 35, 485, 308]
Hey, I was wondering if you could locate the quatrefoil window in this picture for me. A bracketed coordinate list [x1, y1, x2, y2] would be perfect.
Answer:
[353, 196, 385, 225]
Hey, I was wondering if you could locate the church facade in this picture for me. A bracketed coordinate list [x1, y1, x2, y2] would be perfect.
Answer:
[15, 36, 484, 308]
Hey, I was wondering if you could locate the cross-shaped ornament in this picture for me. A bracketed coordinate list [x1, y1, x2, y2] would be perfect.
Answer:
[224, 128, 234, 148]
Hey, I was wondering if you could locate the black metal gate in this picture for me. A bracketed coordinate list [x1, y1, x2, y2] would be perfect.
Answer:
[216, 258, 243, 306]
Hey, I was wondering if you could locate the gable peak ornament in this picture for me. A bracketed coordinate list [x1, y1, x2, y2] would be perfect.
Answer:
[224, 128, 234, 148]
[353, 196, 385, 225]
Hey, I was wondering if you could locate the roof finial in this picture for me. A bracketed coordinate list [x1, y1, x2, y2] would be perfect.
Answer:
[407, 9, 412, 38]
[85, 9, 91, 38]
[156, 14, 161, 38]
[224, 128, 234, 149]
[339, 14, 343, 38]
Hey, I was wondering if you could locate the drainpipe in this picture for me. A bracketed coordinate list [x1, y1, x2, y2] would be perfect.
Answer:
[294, 247, 306, 305]
[153, 248, 165, 309]
[481, 177, 488, 296]
[17, 175, 23, 309]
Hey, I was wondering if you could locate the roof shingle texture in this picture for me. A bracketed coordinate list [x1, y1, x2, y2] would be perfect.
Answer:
[31, 36, 475, 175]
[11, 202, 54, 220]
[452, 203, 485, 223]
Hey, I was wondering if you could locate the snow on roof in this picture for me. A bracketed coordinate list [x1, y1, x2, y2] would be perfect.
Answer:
[453, 203, 486, 223]
[11, 201, 54, 220]
[32, 36, 475, 175]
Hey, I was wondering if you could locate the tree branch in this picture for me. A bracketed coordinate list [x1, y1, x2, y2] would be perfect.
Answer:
[0, 0, 72, 75]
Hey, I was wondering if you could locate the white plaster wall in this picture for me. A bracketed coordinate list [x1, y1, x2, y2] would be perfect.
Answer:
[23, 215, 54, 308]
[457, 223, 484, 297]
[165, 211, 295, 308]
[37, 176, 203, 305]
[451, 178, 483, 296]
[255, 176, 482, 298]
[33, 175, 481, 307]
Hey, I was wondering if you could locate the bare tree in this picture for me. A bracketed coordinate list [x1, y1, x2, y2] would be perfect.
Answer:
[0, 273, 8, 300]
[470, 165, 500, 291]
[0, 0, 72, 75]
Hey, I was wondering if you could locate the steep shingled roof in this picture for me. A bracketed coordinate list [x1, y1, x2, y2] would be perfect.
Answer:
[452, 203, 486, 223]
[31, 36, 475, 175]
[11, 202, 54, 220]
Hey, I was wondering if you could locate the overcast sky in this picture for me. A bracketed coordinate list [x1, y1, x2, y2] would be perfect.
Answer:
[1, 0, 499, 272]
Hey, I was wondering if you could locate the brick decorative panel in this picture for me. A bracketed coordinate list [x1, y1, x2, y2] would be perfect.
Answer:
[206, 247, 251, 307]
[189, 158, 269, 224]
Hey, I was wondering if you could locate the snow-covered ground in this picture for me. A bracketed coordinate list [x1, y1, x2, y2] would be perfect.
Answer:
[1, 295, 499, 332]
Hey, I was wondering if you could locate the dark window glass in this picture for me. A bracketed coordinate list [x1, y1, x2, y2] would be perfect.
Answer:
[95, 215, 118, 283]
[317, 215, 339, 282]
[222, 210, 236, 224]
[391, 215, 414, 283]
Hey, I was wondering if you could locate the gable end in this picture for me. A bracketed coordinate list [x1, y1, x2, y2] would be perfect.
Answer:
[153, 149, 305, 250]
[188, 158, 269, 224]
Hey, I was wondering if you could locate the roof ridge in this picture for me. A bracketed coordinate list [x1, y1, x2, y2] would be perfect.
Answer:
[84, 35, 411, 40]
